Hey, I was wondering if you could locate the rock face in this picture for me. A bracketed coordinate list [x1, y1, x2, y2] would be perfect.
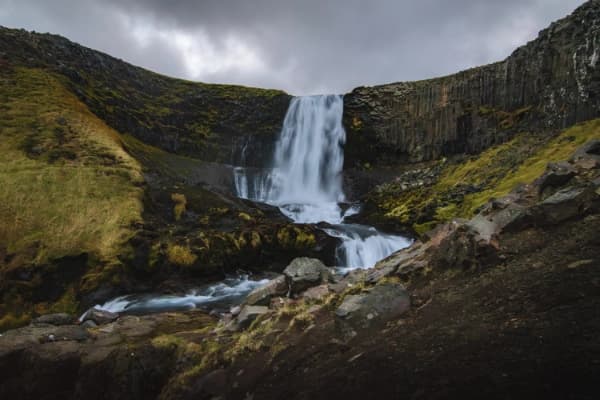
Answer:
[283, 258, 330, 294]
[344, 1, 600, 166]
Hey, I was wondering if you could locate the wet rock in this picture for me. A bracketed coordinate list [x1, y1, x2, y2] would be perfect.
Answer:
[245, 275, 287, 306]
[335, 283, 410, 329]
[80, 308, 119, 325]
[283, 258, 330, 295]
[33, 313, 74, 326]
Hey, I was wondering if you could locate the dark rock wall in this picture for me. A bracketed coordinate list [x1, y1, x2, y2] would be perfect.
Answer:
[344, 0, 600, 166]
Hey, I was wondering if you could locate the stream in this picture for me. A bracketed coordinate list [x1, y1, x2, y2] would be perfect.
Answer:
[83, 95, 411, 318]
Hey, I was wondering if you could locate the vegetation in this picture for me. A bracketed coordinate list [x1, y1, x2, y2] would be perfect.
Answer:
[371, 119, 600, 234]
[167, 243, 198, 266]
[0, 67, 143, 265]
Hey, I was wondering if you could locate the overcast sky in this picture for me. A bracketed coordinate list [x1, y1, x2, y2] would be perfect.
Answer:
[0, 0, 587, 95]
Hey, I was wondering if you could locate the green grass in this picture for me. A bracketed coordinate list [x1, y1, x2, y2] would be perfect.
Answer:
[377, 120, 600, 233]
[0, 67, 144, 266]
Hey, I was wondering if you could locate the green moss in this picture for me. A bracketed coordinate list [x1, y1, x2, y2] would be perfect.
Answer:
[167, 244, 197, 267]
[277, 226, 316, 249]
[171, 193, 187, 221]
[372, 119, 600, 235]
[0, 312, 31, 332]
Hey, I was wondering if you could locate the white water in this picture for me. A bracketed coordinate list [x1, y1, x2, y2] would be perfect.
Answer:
[80, 275, 269, 319]
[82, 95, 411, 319]
[234, 95, 411, 270]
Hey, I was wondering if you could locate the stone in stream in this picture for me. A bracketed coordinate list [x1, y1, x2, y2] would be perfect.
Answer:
[244, 275, 287, 306]
[283, 257, 330, 295]
[335, 283, 411, 330]
[80, 308, 119, 325]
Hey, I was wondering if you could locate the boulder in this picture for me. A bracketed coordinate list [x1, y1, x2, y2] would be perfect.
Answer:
[33, 313, 74, 326]
[535, 162, 576, 196]
[571, 139, 600, 169]
[79, 308, 119, 325]
[283, 257, 330, 295]
[301, 284, 331, 301]
[534, 186, 596, 224]
[232, 305, 270, 331]
[335, 283, 411, 330]
[329, 269, 367, 293]
[244, 275, 287, 306]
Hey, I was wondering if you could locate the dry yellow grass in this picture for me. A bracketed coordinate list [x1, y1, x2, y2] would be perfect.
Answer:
[0, 67, 144, 266]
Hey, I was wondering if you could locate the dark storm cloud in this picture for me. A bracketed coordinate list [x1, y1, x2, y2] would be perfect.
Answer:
[0, 0, 588, 94]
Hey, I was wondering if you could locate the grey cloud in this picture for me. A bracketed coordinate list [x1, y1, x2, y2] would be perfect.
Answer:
[0, 0, 588, 94]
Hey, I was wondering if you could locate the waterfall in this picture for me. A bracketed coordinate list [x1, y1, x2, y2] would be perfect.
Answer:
[234, 95, 411, 270]
[82, 95, 411, 319]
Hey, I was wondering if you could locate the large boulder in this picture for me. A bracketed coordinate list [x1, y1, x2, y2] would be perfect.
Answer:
[244, 275, 287, 306]
[533, 186, 597, 224]
[335, 283, 411, 330]
[535, 161, 576, 196]
[283, 258, 330, 295]
[571, 139, 600, 169]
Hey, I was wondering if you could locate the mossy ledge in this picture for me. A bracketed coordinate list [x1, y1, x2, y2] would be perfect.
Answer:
[361, 119, 600, 235]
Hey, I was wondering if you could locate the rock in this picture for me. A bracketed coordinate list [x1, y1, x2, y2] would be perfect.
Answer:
[431, 220, 500, 271]
[33, 313, 74, 326]
[535, 162, 576, 196]
[335, 283, 411, 329]
[301, 284, 330, 301]
[233, 305, 271, 331]
[244, 275, 287, 306]
[534, 186, 596, 224]
[269, 296, 296, 310]
[81, 320, 97, 329]
[571, 140, 600, 169]
[283, 258, 330, 295]
[80, 308, 119, 325]
[329, 269, 367, 293]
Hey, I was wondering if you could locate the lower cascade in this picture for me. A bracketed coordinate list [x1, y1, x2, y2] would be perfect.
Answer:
[235, 94, 411, 271]
[85, 95, 410, 318]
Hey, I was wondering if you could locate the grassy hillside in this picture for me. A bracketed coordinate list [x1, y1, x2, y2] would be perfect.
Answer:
[0, 26, 290, 165]
[367, 120, 600, 234]
[0, 66, 145, 329]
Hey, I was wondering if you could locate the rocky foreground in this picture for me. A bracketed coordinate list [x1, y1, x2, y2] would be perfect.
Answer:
[2, 141, 598, 399]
